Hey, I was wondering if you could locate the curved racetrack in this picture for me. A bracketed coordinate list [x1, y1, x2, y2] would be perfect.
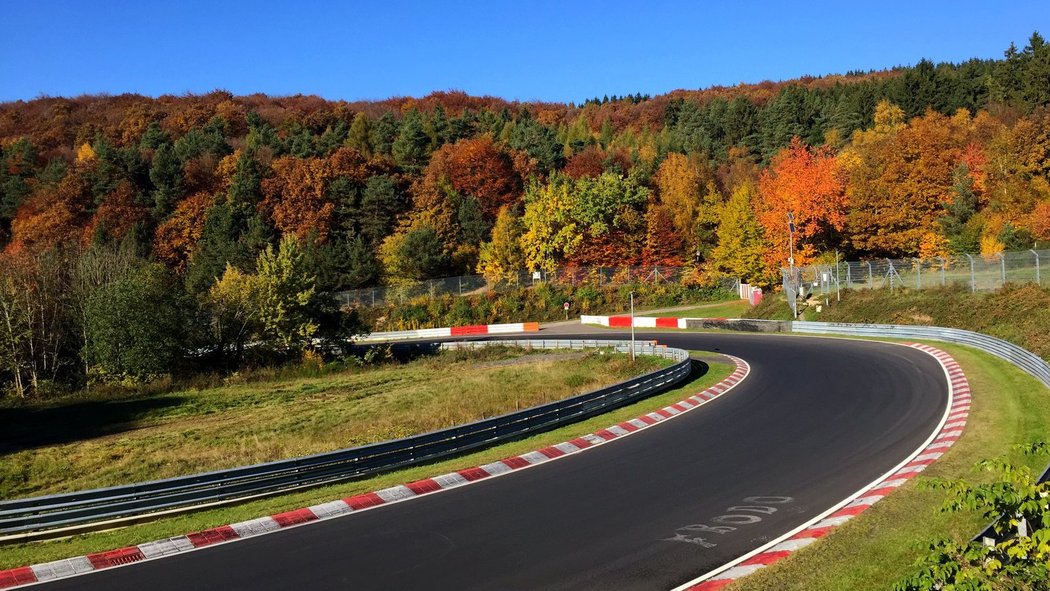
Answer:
[37, 331, 949, 591]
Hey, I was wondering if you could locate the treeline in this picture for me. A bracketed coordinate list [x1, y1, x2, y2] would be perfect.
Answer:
[0, 238, 359, 398]
[1, 34, 1050, 395]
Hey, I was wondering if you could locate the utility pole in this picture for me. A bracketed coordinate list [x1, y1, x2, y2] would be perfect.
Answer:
[629, 291, 636, 363]
[788, 212, 797, 318]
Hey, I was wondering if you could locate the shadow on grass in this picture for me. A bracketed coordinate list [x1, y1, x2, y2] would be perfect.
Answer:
[0, 396, 184, 453]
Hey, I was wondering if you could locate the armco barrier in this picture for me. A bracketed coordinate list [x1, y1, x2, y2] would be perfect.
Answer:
[355, 322, 540, 342]
[0, 339, 690, 541]
[791, 321, 1050, 389]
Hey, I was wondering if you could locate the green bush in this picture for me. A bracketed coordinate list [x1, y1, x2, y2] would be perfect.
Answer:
[85, 264, 188, 381]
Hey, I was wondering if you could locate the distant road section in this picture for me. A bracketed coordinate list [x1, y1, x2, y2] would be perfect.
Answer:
[40, 331, 947, 591]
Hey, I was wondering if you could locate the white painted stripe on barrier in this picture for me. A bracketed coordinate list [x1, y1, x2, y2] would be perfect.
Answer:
[416, 328, 452, 339]
[633, 317, 658, 328]
[678, 318, 688, 329]
[486, 323, 520, 334]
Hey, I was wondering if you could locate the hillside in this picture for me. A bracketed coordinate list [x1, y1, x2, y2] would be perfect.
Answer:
[1, 33, 1049, 398]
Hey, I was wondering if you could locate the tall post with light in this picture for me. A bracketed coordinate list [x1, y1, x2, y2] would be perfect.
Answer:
[629, 291, 636, 362]
[787, 212, 797, 319]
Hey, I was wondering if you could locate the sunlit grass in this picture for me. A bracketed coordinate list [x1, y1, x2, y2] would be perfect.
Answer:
[0, 348, 668, 499]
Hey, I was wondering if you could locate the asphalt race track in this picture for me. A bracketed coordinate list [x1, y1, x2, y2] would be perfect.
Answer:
[38, 331, 948, 591]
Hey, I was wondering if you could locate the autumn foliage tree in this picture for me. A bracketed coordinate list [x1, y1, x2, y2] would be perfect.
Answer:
[757, 136, 846, 272]
[418, 136, 522, 220]
[153, 192, 214, 270]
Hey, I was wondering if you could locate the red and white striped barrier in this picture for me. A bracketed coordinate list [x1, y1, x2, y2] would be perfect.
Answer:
[356, 321, 540, 342]
[676, 343, 969, 591]
[581, 314, 690, 329]
[0, 356, 751, 590]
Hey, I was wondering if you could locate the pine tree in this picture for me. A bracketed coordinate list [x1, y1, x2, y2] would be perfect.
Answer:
[391, 109, 430, 170]
[347, 113, 373, 156]
[149, 143, 183, 218]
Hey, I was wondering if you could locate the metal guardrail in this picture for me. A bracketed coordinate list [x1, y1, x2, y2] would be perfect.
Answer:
[0, 339, 691, 540]
[790, 321, 1050, 389]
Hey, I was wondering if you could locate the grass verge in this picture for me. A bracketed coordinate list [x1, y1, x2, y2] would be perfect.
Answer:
[726, 341, 1050, 591]
[0, 355, 733, 569]
[1, 348, 667, 499]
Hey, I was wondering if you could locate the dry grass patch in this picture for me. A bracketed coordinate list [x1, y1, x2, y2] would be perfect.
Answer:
[0, 347, 667, 499]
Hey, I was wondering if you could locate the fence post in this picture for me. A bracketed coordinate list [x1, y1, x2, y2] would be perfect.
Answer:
[371, 289, 376, 306]
[867, 261, 873, 286]
[458, 277, 463, 295]
[1033, 250, 1041, 285]
[939, 257, 946, 286]
[887, 259, 895, 293]
[835, 252, 841, 301]
[966, 254, 976, 292]
[999, 253, 1006, 286]
[915, 258, 921, 290]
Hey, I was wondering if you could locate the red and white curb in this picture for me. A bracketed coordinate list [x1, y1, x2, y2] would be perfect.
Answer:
[355, 321, 541, 342]
[673, 343, 969, 591]
[0, 356, 750, 589]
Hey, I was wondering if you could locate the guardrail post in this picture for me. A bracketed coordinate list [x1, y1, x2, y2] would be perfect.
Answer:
[966, 254, 976, 292]
[1032, 249, 1041, 285]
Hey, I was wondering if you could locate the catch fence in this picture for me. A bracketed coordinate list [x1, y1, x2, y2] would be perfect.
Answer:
[783, 249, 1049, 317]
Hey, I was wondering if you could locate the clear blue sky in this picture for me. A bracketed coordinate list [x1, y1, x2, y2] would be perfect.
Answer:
[2, 0, 1047, 104]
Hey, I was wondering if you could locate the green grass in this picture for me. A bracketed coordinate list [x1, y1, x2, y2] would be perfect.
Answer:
[641, 300, 753, 318]
[0, 348, 668, 499]
[0, 355, 733, 569]
[726, 342, 1050, 591]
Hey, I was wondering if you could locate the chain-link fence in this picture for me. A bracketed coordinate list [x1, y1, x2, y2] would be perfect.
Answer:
[336, 266, 732, 307]
[782, 249, 1049, 317]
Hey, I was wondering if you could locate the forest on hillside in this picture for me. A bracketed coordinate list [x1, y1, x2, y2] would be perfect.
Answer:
[1, 33, 1049, 395]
